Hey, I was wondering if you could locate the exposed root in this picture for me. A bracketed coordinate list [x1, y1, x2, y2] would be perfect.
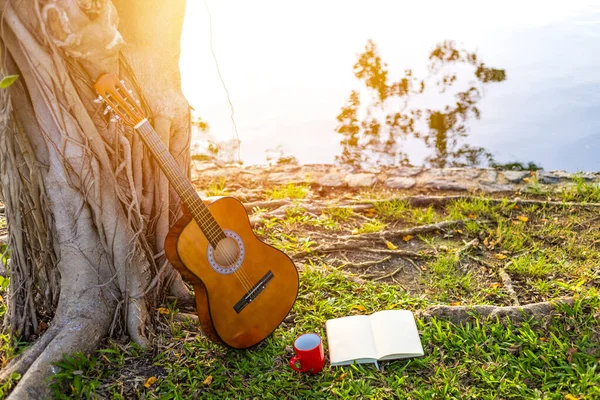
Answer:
[418, 297, 574, 325]
[371, 266, 403, 282]
[293, 244, 427, 259]
[6, 315, 112, 399]
[337, 220, 464, 241]
[0, 324, 59, 382]
[338, 256, 392, 269]
[499, 265, 520, 306]
[244, 199, 290, 211]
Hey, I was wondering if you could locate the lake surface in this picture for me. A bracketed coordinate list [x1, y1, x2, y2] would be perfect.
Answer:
[180, 1, 600, 172]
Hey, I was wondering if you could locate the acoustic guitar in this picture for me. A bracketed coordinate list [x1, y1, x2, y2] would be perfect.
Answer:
[94, 74, 299, 349]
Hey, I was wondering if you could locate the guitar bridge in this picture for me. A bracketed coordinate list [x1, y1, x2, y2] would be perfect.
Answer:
[233, 270, 274, 314]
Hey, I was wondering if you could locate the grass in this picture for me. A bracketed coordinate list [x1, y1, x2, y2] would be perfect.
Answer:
[45, 270, 599, 399]
[560, 175, 600, 203]
[266, 183, 309, 200]
[3, 188, 600, 399]
[205, 177, 229, 197]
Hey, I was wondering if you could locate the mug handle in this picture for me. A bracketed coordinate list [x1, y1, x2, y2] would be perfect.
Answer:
[289, 356, 305, 372]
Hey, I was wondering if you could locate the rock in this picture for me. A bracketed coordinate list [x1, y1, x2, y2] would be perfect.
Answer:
[267, 172, 308, 185]
[345, 173, 377, 187]
[424, 168, 481, 179]
[318, 173, 345, 187]
[502, 171, 530, 183]
[537, 171, 560, 184]
[551, 170, 595, 181]
[384, 177, 416, 189]
[387, 167, 423, 177]
[423, 179, 469, 191]
[480, 169, 498, 183]
[479, 183, 515, 193]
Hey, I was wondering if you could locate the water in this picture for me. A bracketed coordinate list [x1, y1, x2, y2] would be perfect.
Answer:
[180, 1, 600, 171]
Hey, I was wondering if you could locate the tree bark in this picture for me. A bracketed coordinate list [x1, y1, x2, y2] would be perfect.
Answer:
[0, 0, 191, 396]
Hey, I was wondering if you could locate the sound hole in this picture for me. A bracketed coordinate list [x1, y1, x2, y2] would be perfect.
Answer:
[213, 237, 240, 268]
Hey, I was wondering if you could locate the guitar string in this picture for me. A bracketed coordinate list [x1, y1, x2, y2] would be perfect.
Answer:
[137, 122, 254, 291]
[139, 123, 254, 290]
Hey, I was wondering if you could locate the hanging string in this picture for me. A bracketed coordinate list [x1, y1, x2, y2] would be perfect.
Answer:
[203, 0, 242, 164]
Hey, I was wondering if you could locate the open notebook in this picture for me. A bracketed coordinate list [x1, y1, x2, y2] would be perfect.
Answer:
[325, 310, 424, 366]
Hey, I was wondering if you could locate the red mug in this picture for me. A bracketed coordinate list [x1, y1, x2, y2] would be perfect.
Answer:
[289, 333, 325, 374]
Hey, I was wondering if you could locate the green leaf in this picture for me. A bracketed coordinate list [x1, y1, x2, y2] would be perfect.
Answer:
[0, 75, 19, 89]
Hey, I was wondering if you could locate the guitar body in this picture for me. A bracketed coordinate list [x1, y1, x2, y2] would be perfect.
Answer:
[165, 197, 299, 349]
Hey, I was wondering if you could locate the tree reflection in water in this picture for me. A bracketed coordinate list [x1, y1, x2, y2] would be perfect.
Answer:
[336, 40, 507, 168]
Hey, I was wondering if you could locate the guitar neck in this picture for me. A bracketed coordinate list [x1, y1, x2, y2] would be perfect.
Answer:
[135, 119, 225, 246]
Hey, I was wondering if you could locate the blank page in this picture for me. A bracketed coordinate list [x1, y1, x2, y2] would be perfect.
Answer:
[369, 310, 424, 360]
[326, 315, 377, 366]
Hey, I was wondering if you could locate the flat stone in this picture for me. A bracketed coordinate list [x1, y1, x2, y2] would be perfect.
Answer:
[423, 179, 468, 191]
[318, 173, 345, 187]
[480, 169, 498, 183]
[346, 173, 377, 187]
[551, 170, 596, 181]
[538, 171, 560, 184]
[267, 172, 308, 185]
[479, 183, 515, 193]
[388, 167, 423, 177]
[385, 177, 416, 189]
[422, 168, 481, 179]
[502, 171, 530, 183]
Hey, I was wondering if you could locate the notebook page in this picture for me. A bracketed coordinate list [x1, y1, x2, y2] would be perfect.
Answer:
[326, 315, 377, 365]
[369, 310, 424, 360]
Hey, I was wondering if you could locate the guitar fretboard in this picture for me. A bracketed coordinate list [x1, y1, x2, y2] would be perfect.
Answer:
[135, 119, 226, 247]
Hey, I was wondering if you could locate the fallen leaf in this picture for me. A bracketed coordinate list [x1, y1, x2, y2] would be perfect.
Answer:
[517, 215, 529, 222]
[540, 337, 547, 342]
[494, 254, 508, 260]
[450, 301, 461, 306]
[455, 229, 464, 234]
[564, 394, 581, 400]
[203, 375, 213, 385]
[511, 220, 520, 225]
[335, 372, 348, 381]
[144, 376, 157, 388]
[566, 348, 577, 363]
[385, 241, 398, 250]
[467, 213, 477, 219]
[351, 228, 359, 235]
[352, 305, 367, 312]
[541, 218, 548, 223]
[402, 235, 413, 242]
[490, 283, 501, 289]
[157, 307, 170, 315]
[523, 177, 530, 183]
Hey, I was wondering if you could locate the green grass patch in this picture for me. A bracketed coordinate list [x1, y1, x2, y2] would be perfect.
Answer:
[266, 183, 309, 200]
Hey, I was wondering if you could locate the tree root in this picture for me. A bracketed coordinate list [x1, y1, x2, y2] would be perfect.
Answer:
[418, 297, 574, 325]
[244, 199, 290, 211]
[338, 256, 392, 269]
[499, 266, 520, 306]
[371, 266, 403, 282]
[337, 220, 464, 241]
[293, 244, 427, 259]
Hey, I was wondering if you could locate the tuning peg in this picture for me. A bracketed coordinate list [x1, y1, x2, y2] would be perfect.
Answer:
[135, 100, 140, 104]
[103, 105, 112, 115]
[110, 115, 121, 123]
[120, 80, 125, 84]
[93, 96, 103, 104]
[127, 89, 133, 94]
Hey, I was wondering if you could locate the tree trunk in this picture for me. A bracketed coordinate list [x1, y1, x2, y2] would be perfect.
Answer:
[0, 0, 191, 397]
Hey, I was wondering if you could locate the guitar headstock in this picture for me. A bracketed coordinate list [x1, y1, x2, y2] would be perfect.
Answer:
[94, 73, 145, 127]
